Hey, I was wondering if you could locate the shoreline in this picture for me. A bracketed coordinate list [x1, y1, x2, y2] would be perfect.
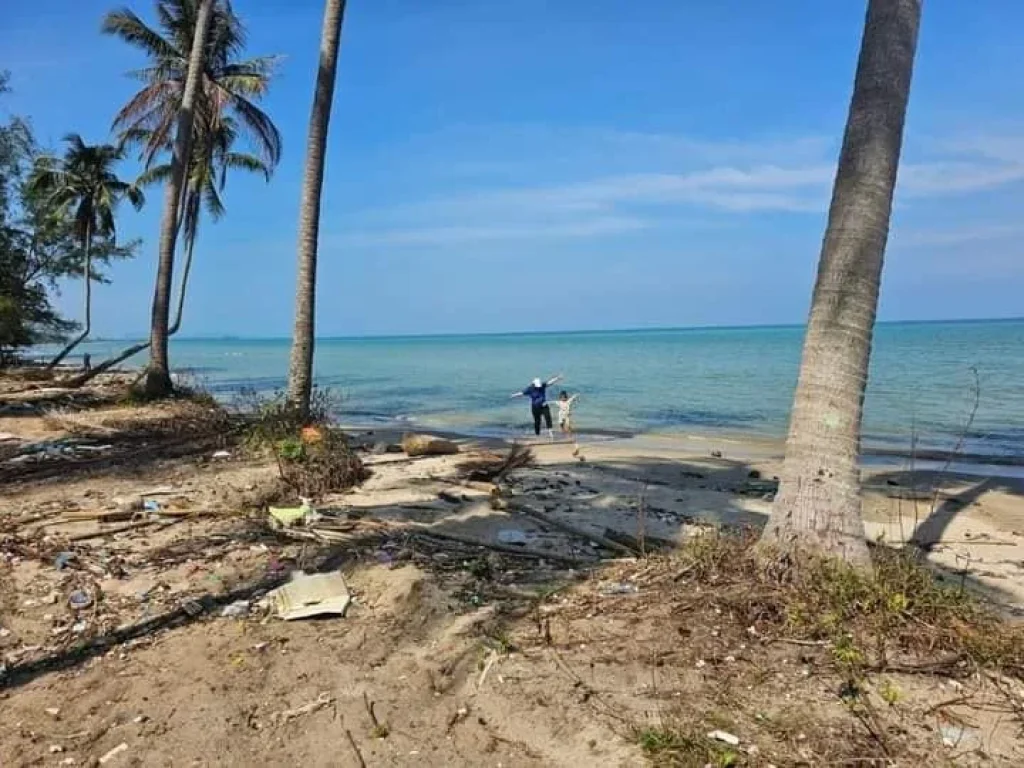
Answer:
[5, 362, 1024, 473]
[341, 416, 1024, 476]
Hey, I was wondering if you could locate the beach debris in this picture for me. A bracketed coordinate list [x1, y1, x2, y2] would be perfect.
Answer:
[54, 551, 75, 570]
[220, 600, 251, 619]
[602, 527, 677, 553]
[600, 582, 639, 596]
[457, 445, 534, 482]
[45, 706, 61, 717]
[301, 426, 324, 444]
[707, 730, 740, 746]
[211, 449, 231, 460]
[182, 599, 204, 617]
[940, 723, 979, 748]
[438, 490, 464, 504]
[273, 692, 334, 725]
[143, 499, 161, 512]
[370, 442, 404, 455]
[496, 529, 528, 546]
[510, 501, 637, 557]
[268, 499, 318, 528]
[401, 433, 460, 457]
[265, 570, 351, 620]
[98, 742, 129, 765]
[49, 745, 63, 754]
[67, 589, 93, 610]
[711, 450, 723, 458]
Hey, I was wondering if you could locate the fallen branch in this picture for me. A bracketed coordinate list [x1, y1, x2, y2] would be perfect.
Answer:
[344, 728, 367, 768]
[414, 529, 592, 567]
[509, 501, 638, 557]
[68, 518, 167, 542]
[273, 692, 334, 724]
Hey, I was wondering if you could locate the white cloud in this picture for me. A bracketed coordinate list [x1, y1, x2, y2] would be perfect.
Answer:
[336, 126, 1024, 248]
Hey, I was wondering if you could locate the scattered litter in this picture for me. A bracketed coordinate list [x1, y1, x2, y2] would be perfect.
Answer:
[220, 600, 251, 619]
[133, 715, 148, 724]
[49, 745, 64, 754]
[0, 627, 11, 638]
[68, 590, 93, 610]
[268, 501, 317, 528]
[266, 570, 351, 620]
[143, 499, 161, 512]
[45, 707, 60, 717]
[496, 529, 528, 546]
[599, 582, 639, 596]
[71, 621, 87, 634]
[708, 730, 740, 746]
[940, 723, 978, 748]
[273, 692, 334, 724]
[98, 742, 128, 764]
[54, 552, 75, 570]
[211, 450, 231, 460]
[182, 599, 204, 617]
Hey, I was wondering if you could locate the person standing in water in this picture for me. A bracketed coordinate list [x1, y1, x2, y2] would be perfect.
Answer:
[556, 390, 580, 454]
[511, 374, 562, 438]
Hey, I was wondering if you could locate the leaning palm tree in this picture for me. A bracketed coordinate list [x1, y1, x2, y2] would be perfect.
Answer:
[760, 0, 922, 566]
[286, 0, 347, 418]
[136, 113, 272, 333]
[102, 0, 280, 396]
[28, 135, 143, 369]
[66, 116, 272, 389]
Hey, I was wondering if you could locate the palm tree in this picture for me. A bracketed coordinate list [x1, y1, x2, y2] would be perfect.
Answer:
[760, 0, 922, 566]
[28, 135, 143, 369]
[136, 114, 273, 334]
[102, 0, 280, 396]
[287, 0, 347, 418]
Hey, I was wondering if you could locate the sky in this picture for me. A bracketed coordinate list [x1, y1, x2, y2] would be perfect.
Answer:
[2, 0, 1024, 338]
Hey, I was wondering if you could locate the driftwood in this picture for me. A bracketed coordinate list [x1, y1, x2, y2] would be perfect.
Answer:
[602, 527, 678, 554]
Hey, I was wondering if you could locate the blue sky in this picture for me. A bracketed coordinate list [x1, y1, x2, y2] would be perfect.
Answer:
[2, 0, 1023, 338]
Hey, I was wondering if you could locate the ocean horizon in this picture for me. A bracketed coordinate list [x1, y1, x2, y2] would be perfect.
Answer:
[35, 318, 1024, 462]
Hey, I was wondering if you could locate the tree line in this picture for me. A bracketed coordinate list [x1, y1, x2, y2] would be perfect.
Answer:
[2, 0, 922, 567]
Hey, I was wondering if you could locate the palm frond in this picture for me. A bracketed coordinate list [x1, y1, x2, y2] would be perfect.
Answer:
[101, 8, 180, 62]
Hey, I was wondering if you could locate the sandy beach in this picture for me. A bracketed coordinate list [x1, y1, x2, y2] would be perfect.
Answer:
[2, 372, 1024, 765]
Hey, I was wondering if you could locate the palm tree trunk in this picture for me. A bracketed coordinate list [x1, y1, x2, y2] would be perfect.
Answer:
[47, 224, 93, 370]
[761, 0, 921, 566]
[68, 223, 196, 388]
[169, 217, 198, 335]
[286, 0, 347, 418]
[140, 0, 214, 398]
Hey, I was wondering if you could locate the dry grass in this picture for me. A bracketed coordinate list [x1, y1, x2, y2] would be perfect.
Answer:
[609, 531, 1024, 765]
[671, 530, 1024, 678]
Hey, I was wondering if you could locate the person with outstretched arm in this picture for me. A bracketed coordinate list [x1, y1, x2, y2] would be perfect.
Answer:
[511, 374, 563, 439]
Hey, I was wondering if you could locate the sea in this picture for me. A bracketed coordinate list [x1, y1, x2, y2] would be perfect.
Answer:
[47, 319, 1024, 463]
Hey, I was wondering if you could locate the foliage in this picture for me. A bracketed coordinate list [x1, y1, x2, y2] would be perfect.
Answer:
[235, 385, 341, 451]
[634, 722, 738, 767]
[676, 530, 1024, 677]
[1, 76, 139, 361]
[29, 135, 144, 248]
[273, 423, 367, 500]
[105, 0, 279, 248]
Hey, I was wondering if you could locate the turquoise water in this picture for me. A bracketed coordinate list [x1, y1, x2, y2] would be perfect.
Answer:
[56, 320, 1024, 459]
